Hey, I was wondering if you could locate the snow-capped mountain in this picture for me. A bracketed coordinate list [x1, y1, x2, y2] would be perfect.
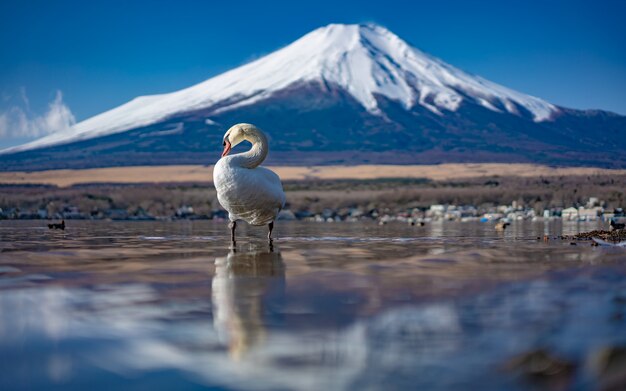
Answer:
[4, 24, 558, 153]
[1, 23, 625, 169]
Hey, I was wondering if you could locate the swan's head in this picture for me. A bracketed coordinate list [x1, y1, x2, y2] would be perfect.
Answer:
[221, 123, 260, 157]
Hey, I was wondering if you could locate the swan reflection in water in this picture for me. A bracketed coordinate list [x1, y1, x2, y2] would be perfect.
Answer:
[212, 244, 285, 360]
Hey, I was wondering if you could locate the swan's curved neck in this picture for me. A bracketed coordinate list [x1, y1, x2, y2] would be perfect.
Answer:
[231, 130, 268, 169]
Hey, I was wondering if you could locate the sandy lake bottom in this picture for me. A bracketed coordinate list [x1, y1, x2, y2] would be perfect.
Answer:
[1, 220, 625, 390]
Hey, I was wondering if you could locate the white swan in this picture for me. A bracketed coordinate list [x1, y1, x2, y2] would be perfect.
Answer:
[213, 123, 286, 242]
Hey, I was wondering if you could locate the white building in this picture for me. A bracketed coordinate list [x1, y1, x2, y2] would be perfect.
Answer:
[578, 206, 602, 221]
[562, 207, 578, 221]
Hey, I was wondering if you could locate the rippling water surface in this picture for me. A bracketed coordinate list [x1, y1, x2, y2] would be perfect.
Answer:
[1, 220, 625, 390]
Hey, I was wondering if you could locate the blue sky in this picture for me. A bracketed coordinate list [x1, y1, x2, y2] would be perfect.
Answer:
[1, 0, 625, 148]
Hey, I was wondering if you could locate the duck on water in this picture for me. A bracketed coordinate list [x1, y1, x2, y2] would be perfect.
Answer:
[47, 220, 65, 230]
[213, 123, 286, 244]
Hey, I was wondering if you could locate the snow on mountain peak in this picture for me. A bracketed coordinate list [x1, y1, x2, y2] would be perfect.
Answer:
[3, 23, 559, 154]
[294, 23, 557, 119]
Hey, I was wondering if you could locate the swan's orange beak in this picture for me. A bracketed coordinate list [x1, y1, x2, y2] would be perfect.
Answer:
[221, 140, 232, 157]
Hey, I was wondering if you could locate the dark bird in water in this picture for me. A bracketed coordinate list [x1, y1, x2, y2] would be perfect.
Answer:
[610, 219, 625, 230]
[495, 221, 510, 231]
[48, 220, 65, 230]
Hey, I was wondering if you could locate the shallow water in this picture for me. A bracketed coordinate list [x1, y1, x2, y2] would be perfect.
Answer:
[1, 220, 625, 390]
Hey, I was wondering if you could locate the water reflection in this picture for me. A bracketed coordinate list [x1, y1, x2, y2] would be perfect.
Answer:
[212, 245, 285, 359]
[1, 221, 625, 390]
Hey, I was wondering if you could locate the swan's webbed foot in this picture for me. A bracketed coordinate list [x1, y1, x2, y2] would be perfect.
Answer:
[268, 221, 274, 242]
[228, 221, 237, 245]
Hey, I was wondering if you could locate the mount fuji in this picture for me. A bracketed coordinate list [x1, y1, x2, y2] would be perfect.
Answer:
[2, 23, 625, 170]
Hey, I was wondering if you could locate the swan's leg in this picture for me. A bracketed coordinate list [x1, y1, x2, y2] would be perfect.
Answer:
[268, 221, 274, 242]
[228, 221, 236, 244]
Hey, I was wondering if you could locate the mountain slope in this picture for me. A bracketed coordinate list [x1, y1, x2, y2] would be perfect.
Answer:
[1, 23, 625, 169]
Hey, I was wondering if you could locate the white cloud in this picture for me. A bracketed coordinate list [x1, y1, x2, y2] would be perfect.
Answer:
[0, 90, 76, 139]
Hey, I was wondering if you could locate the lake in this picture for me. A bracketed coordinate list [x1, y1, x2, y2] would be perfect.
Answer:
[1, 220, 625, 390]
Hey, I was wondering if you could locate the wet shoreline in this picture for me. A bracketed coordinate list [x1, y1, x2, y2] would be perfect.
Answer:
[1, 220, 625, 390]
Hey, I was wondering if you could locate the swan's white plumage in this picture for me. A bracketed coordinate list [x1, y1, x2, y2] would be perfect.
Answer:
[213, 124, 285, 226]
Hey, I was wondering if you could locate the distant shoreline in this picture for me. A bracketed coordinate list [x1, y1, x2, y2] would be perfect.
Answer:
[1, 163, 625, 188]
